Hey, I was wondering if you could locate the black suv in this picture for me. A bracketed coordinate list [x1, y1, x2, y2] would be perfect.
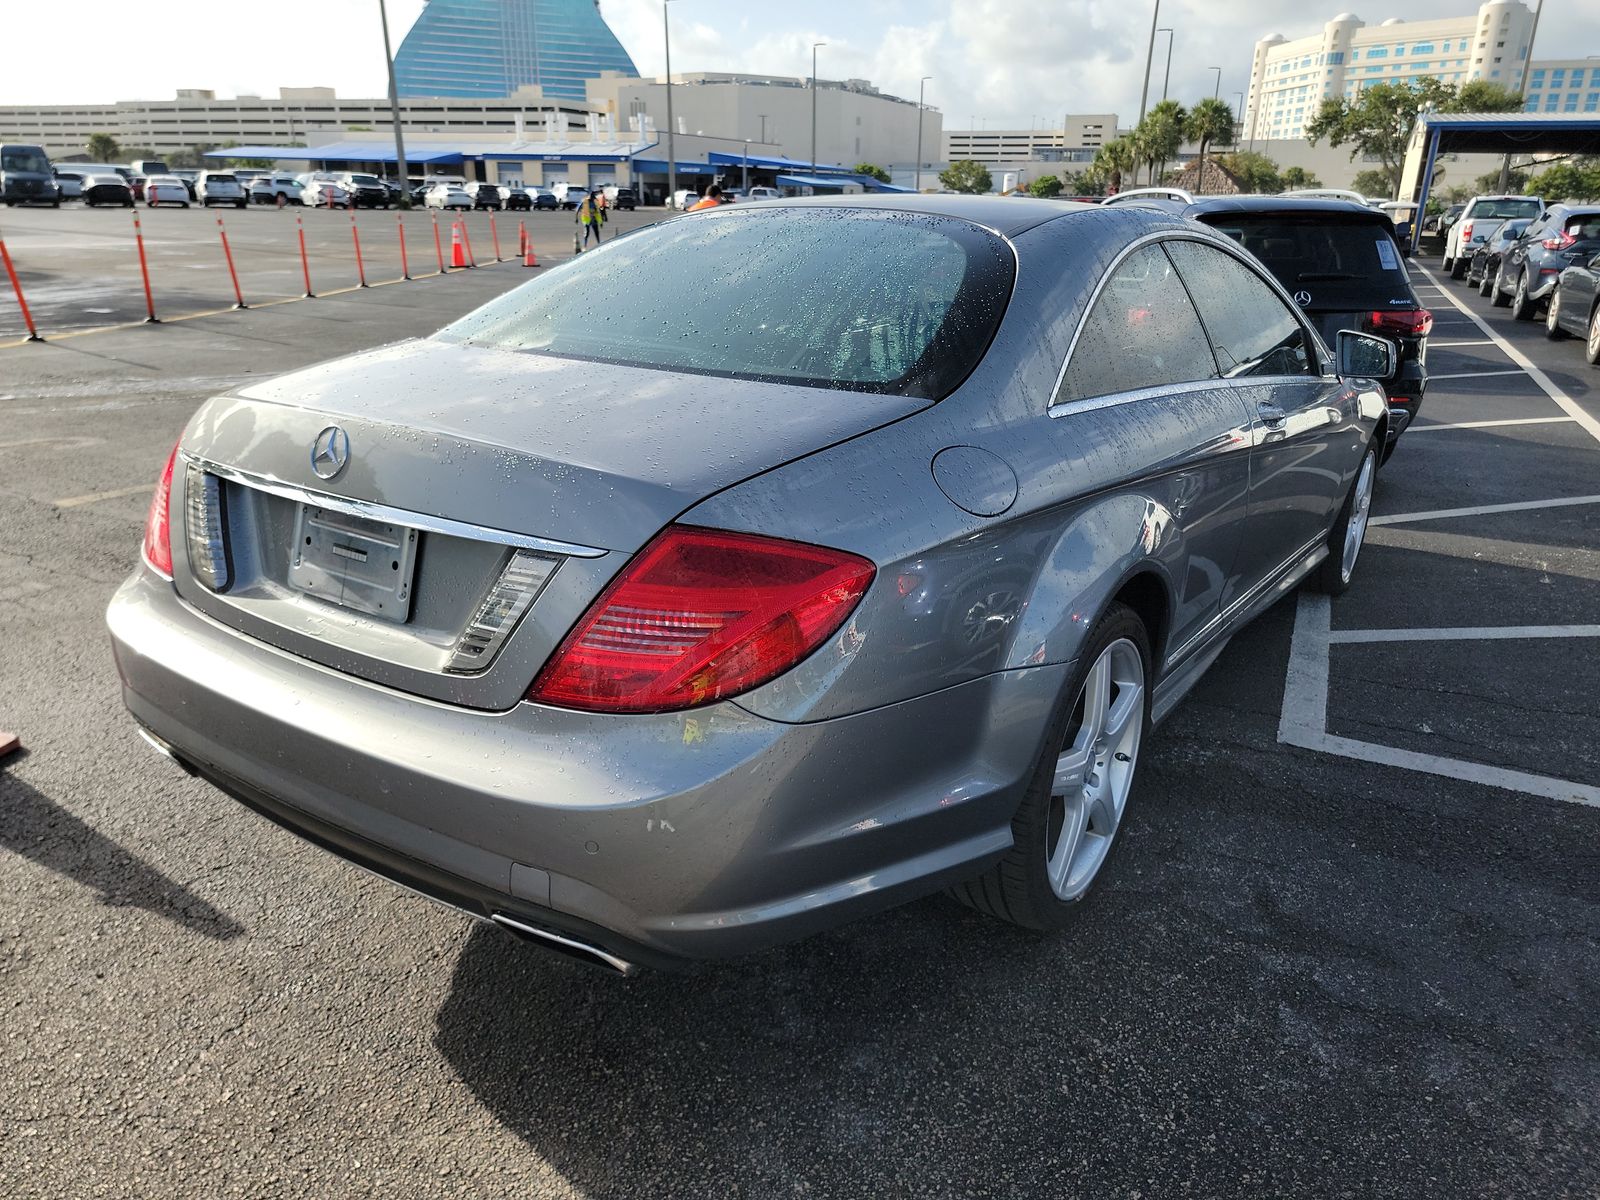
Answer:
[1137, 197, 1432, 463]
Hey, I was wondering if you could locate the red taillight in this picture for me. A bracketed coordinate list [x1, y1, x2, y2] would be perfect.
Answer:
[1458, 220, 1473, 244]
[140, 443, 179, 578]
[528, 526, 876, 713]
[1541, 230, 1575, 251]
[1368, 309, 1433, 337]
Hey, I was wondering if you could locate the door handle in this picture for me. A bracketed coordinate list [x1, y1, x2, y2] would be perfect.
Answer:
[1257, 402, 1288, 430]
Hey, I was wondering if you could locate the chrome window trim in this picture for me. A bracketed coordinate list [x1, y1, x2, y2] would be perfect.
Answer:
[1047, 228, 1329, 418]
[182, 453, 610, 559]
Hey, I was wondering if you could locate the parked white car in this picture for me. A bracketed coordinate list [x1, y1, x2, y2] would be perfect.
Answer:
[249, 174, 305, 205]
[745, 185, 780, 201]
[671, 188, 702, 210]
[195, 171, 247, 208]
[424, 182, 472, 211]
[52, 169, 86, 200]
[144, 176, 190, 208]
[1441, 194, 1546, 279]
[300, 178, 352, 209]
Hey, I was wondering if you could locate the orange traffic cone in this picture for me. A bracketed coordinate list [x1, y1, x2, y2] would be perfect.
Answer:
[449, 220, 467, 269]
[523, 232, 538, 269]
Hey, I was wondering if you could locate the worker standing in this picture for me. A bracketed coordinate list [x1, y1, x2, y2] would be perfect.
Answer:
[576, 190, 606, 250]
[688, 184, 727, 212]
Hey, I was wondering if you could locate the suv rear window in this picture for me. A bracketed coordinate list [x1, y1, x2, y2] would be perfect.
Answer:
[1467, 198, 1543, 221]
[1199, 214, 1413, 311]
[207, 174, 237, 183]
[439, 208, 1015, 399]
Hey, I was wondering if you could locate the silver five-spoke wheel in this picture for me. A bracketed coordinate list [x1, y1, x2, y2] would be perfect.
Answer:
[1341, 450, 1375, 584]
[1046, 638, 1145, 902]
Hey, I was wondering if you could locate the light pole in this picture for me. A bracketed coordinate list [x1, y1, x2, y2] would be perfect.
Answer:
[1158, 28, 1173, 102]
[1209, 66, 1222, 99]
[742, 140, 749, 191]
[811, 42, 826, 173]
[377, 0, 409, 202]
[1500, 0, 1544, 190]
[1232, 90, 1245, 147]
[759, 114, 768, 143]
[1138, 0, 1161, 126]
[664, 0, 678, 206]
[914, 75, 931, 194]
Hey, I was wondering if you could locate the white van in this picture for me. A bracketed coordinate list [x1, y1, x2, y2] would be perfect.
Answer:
[196, 171, 247, 208]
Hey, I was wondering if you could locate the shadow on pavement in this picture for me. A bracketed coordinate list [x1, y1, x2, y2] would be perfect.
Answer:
[0, 760, 245, 941]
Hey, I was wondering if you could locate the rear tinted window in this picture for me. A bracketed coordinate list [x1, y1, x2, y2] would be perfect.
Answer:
[1202, 215, 1414, 310]
[1467, 198, 1542, 220]
[1563, 213, 1600, 239]
[206, 174, 237, 183]
[440, 208, 1014, 399]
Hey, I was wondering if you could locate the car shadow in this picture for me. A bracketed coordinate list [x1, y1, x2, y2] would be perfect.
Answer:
[0, 756, 245, 941]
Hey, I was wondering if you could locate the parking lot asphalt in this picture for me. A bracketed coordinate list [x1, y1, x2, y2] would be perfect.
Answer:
[1, 232, 1597, 1198]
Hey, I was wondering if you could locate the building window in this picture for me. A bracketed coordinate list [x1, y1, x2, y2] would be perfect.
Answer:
[1412, 42, 1434, 53]
[1524, 97, 1539, 111]
[1586, 94, 1600, 112]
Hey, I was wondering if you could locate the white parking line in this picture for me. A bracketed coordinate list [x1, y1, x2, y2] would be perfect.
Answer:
[1427, 369, 1529, 381]
[1418, 263, 1600, 448]
[1369, 494, 1600, 527]
[1279, 594, 1600, 808]
[1428, 339, 1496, 348]
[1409, 416, 1575, 433]
[1328, 624, 1600, 644]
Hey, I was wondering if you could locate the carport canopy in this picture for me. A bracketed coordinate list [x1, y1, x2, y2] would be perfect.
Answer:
[1401, 112, 1600, 250]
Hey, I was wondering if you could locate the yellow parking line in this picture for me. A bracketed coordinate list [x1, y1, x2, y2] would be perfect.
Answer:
[54, 483, 154, 508]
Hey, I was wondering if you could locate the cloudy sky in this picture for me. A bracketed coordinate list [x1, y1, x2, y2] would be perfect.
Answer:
[5, 0, 1598, 128]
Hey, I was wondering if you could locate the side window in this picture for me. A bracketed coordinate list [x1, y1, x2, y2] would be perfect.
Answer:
[1165, 241, 1317, 378]
[1057, 244, 1219, 403]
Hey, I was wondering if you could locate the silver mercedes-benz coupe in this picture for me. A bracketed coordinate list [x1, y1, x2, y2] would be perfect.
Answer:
[108, 197, 1392, 973]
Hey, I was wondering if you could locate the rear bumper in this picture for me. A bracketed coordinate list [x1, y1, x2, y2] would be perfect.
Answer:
[108, 570, 1063, 965]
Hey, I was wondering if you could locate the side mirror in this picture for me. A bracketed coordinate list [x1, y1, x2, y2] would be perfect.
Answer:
[1337, 330, 1396, 380]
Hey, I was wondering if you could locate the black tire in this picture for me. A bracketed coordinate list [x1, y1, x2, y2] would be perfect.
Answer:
[1449, 255, 1468, 280]
[1490, 266, 1512, 307]
[950, 602, 1151, 931]
[1441, 254, 1454, 273]
[1313, 444, 1377, 595]
[1509, 271, 1536, 320]
[235, 200, 246, 209]
[1478, 269, 1496, 297]
[1546, 287, 1569, 339]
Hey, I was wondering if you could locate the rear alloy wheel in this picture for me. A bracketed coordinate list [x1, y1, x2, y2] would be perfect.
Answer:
[1314, 446, 1377, 595]
[1510, 272, 1535, 321]
[1491, 266, 1512, 307]
[1587, 306, 1600, 366]
[1479, 268, 1496, 298]
[1546, 287, 1568, 339]
[950, 603, 1149, 930]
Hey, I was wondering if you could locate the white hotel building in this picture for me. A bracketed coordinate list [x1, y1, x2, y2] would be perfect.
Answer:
[1244, 0, 1551, 142]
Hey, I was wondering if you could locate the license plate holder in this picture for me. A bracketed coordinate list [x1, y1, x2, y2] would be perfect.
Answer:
[288, 505, 419, 622]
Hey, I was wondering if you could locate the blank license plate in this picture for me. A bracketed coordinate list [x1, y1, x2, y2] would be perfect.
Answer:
[288, 505, 419, 622]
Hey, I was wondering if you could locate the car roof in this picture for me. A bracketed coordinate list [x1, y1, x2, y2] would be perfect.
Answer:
[1178, 196, 1387, 220]
[728, 193, 1102, 237]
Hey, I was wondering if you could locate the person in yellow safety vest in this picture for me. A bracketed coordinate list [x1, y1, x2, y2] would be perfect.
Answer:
[688, 184, 727, 212]
[576, 191, 606, 247]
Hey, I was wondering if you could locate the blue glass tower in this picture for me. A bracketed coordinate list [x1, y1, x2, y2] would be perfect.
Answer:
[394, 0, 639, 102]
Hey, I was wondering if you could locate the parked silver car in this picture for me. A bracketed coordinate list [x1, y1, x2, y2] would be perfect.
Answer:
[108, 197, 1390, 973]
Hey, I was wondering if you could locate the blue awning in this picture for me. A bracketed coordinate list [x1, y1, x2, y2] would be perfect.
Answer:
[203, 145, 310, 160]
[776, 173, 862, 190]
[709, 150, 850, 174]
[631, 159, 718, 175]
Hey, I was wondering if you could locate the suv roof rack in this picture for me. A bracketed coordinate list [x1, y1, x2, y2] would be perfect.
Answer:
[1101, 186, 1196, 206]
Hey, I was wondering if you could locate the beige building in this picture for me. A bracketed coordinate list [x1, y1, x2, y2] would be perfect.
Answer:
[1246, 1, 1542, 141]
[941, 118, 1117, 165]
[585, 71, 939, 170]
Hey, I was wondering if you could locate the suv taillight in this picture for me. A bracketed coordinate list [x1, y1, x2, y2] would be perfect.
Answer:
[1368, 309, 1433, 338]
[1458, 220, 1473, 244]
[528, 526, 876, 713]
[141, 443, 179, 578]
[1541, 230, 1576, 251]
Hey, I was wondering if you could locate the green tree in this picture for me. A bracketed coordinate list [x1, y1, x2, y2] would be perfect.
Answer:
[853, 162, 890, 183]
[1350, 168, 1393, 195]
[1472, 166, 1529, 193]
[1134, 100, 1186, 186]
[1281, 166, 1323, 190]
[939, 160, 993, 194]
[1091, 137, 1138, 195]
[1306, 78, 1523, 198]
[1528, 158, 1600, 200]
[1027, 174, 1064, 198]
[1185, 97, 1237, 193]
[1215, 151, 1281, 193]
[86, 132, 120, 161]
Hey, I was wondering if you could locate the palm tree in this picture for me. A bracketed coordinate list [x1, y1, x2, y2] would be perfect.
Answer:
[1093, 137, 1137, 195]
[1139, 100, 1187, 185]
[86, 132, 120, 162]
[1185, 98, 1237, 194]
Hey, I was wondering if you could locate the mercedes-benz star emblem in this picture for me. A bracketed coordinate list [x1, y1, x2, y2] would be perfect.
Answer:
[1293, 290, 1312, 308]
[311, 426, 350, 480]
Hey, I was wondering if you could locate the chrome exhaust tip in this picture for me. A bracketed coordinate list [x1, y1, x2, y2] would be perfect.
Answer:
[490, 913, 636, 976]
[137, 727, 197, 776]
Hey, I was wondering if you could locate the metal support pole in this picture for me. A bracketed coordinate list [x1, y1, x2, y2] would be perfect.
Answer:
[1500, 0, 1544, 191]
[378, 0, 410, 204]
[1137, 0, 1160, 126]
[811, 43, 826, 172]
[664, 1, 676, 207]
[132, 213, 159, 322]
[296, 214, 314, 297]
[216, 217, 247, 309]
[1159, 29, 1173, 103]
[915, 76, 930, 194]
